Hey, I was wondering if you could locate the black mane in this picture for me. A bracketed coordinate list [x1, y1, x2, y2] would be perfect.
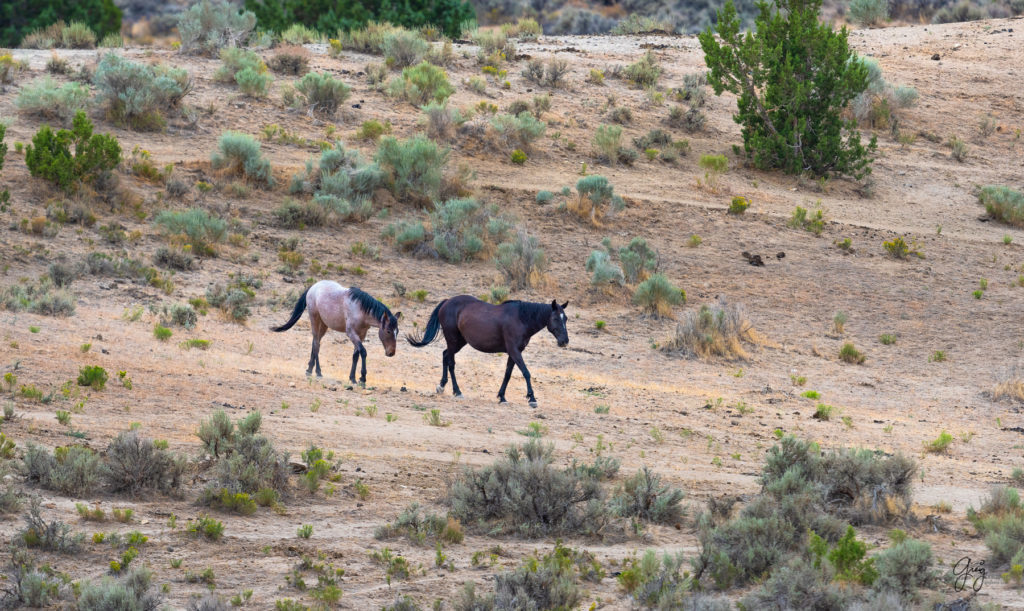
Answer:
[349, 287, 395, 323]
[503, 300, 552, 326]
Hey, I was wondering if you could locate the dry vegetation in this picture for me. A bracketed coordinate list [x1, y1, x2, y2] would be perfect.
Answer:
[0, 7, 1023, 609]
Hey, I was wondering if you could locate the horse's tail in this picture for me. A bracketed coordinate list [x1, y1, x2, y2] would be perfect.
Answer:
[270, 288, 309, 332]
[406, 299, 446, 347]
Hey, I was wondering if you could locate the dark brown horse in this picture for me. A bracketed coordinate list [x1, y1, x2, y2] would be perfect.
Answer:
[407, 296, 569, 407]
[271, 281, 401, 385]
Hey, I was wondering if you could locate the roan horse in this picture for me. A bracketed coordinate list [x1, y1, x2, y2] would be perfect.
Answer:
[407, 296, 569, 407]
[271, 280, 401, 385]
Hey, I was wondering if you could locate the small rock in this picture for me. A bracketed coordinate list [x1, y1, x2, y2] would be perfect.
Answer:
[931, 53, 940, 60]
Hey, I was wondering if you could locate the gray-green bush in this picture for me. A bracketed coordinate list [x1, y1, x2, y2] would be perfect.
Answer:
[495, 228, 547, 290]
[980, 185, 1024, 227]
[375, 135, 449, 205]
[211, 132, 274, 187]
[619, 237, 658, 284]
[489, 111, 546, 152]
[294, 72, 351, 116]
[15, 77, 89, 123]
[178, 0, 257, 55]
[153, 208, 227, 256]
[570, 175, 625, 223]
[387, 61, 454, 106]
[661, 301, 757, 360]
[77, 566, 162, 611]
[197, 410, 290, 499]
[420, 102, 464, 142]
[0, 279, 76, 317]
[585, 250, 624, 287]
[103, 430, 186, 496]
[383, 30, 429, 68]
[633, 274, 683, 317]
[93, 53, 192, 131]
[849, 0, 890, 25]
[611, 467, 686, 524]
[22, 443, 102, 497]
[430, 198, 513, 262]
[872, 539, 934, 602]
[293, 141, 383, 221]
[214, 48, 271, 97]
[448, 439, 605, 537]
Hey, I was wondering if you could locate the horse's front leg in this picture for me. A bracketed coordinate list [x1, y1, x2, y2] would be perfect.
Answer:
[497, 356, 515, 403]
[348, 345, 360, 384]
[358, 345, 368, 385]
[508, 349, 536, 407]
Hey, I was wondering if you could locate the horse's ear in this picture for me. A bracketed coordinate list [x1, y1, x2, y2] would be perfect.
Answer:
[560, 301, 569, 309]
[395, 312, 403, 321]
[551, 299, 558, 309]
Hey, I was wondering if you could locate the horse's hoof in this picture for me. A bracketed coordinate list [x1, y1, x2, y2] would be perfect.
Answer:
[529, 400, 538, 408]
[316, 374, 323, 379]
[436, 384, 444, 394]
[498, 397, 507, 404]
[454, 392, 463, 399]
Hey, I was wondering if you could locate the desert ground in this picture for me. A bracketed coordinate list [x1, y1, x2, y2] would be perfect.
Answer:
[1, 14, 1023, 609]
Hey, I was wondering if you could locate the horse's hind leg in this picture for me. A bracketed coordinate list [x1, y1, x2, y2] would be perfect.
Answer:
[437, 349, 449, 394]
[508, 349, 536, 407]
[308, 315, 326, 377]
[444, 336, 466, 398]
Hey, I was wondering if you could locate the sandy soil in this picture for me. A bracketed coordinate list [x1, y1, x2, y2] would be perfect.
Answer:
[1, 16, 1023, 609]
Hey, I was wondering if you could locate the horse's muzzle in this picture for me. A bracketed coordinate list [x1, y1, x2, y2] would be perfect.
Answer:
[558, 340, 568, 348]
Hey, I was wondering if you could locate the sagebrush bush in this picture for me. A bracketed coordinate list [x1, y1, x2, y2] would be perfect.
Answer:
[495, 229, 547, 290]
[294, 72, 351, 116]
[211, 131, 274, 187]
[153, 208, 227, 256]
[293, 142, 383, 221]
[273, 198, 330, 228]
[472, 29, 516, 64]
[619, 237, 658, 283]
[77, 566, 162, 611]
[178, 0, 257, 55]
[849, 0, 890, 25]
[18, 498, 84, 553]
[279, 23, 319, 44]
[374, 502, 462, 545]
[618, 550, 705, 609]
[154, 247, 196, 271]
[585, 250, 624, 287]
[980, 185, 1024, 227]
[872, 539, 934, 602]
[387, 61, 454, 106]
[662, 301, 757, 360]
[429, 198, 512, 262]
[94, 53, 191, 131]
[521, 57, 569, 88]
[489, 111, 546, 152]
[23, 443, 102, 497]
[197, 411, 290, 498]
[0, 279, 76, 317]
[593, 124, 624, 164]
[215, 48, 271, 97]
[611, 467, 686, 524]
[967, 486, 1024, 566]
[384, 30, 429, 67]
[448, 439, 605, 536]
[633, 274, 683, 317]
[570, 174, 625, 224]
[420, 102, 464, 142]
[375, 135, 448, 205]
[741, 554, 852, 610]
[26, 111, 121, 193]
[103, 431, 186, 496]
[15, 77, 89, 123]
[383, 219, 428, 253]
[493, 543, 593, 610]
[623, 51, 662, 88]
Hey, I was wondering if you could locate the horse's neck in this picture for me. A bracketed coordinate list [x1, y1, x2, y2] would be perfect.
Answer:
[523, 303, 550, 335]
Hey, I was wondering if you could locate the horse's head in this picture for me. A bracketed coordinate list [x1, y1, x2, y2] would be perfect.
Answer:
[547, 300, 569, 348]
[378, 311, 402, 357]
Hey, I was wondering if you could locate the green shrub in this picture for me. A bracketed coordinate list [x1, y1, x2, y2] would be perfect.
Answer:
[294, 72, 351, 116]
[387, 61, 454, 106]
[490, 111, 546, 152]
[633, 274, 683, 317]
[980, 185, 1024, 227]
[153, 208, 227, 256]
[448, 439, 604, 537]
[585, 250, 624, 287]
[78, 365, 108, 389]
[611, 467, 685, 524]
[849, 0, 890, 25]
[429, 198, 512, 262]
[291, 141, 382, 220]
[495, 229, 547, 290]
[206, 274, 260, 322]
[1, 1, 121, 49]
[18, 498, 84, 553]
[741, 554, 852, 610]
[700, 0, 876, 178]
[186, 515, 225, 540]
[521, 57, 569, 88]
[374, 502, 462, 545]
[104, 430, 186, 496]
[375, 134, 448, 205]
[198, 411, 290, 497]
[268, 46, 310, 75]
[420, 102, 463, 142]
[472, 28, 516, 64]
[93, 53, 191, 131]
[593, 124, 623, 163]
[214, 47, 271, 97]
[178, 0, 257, 56]
[789, 205, 826, 235]
[623, 51, 662, 88]
[274, 198, 330, 228]
[279, 23, 319, 43]
[728, 196, 750, 214]
[839, 342, 865, 364]
[968, 487, 1024, 566]
[619, 550, 723, 608]
[153, 324, 172, 341]
[15, 77, 90, 123]
[211, 131, 274, 187]
[25, 111, 121, 193]
[383, 219, 428, 253]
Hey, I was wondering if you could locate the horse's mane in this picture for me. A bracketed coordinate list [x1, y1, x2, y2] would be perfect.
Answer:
[502, 300, 552, 325]
[348, 287, 395, 323]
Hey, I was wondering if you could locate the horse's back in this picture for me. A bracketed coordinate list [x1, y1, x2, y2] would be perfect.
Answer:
[307, 280, 352, 331]
[444, 296, 512, 352]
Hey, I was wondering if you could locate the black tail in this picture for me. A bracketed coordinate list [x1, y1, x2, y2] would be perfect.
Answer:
[406, 300, 446, 347]
[271, 288, 309, 332]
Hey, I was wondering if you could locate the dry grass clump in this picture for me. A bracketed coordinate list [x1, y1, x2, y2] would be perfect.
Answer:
[993, 364, 1024, 403]
[661, 301, 759, 360]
